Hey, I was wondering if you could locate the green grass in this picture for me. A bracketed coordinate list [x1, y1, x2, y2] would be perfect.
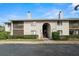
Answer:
[4, 39, 44, 41]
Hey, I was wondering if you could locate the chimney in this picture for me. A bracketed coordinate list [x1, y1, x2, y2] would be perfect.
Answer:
[27, 11, 32, 19]
[58, 11, 64, 19]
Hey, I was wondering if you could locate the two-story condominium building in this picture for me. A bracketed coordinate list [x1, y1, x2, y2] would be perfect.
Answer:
[5, 18, 79, 39]
[5, 11, 79, 39]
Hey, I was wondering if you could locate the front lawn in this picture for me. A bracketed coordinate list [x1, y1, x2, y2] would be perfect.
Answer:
[6, 39, 43, 41]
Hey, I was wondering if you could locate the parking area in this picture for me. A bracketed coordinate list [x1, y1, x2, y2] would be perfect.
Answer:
[0, 44, 79, 56]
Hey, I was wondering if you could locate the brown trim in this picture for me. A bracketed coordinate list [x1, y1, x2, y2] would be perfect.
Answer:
[13, 30, 24, 35]
[11, 18, 79, 22]
[69, 28, 79, 29]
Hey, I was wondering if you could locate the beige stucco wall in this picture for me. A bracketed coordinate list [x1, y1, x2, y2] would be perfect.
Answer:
[62, 21, 69, 35]
[10, 22, 13, 35]
[5, 24, 11, 32]
[24, 21, 60, 39]
[24, 22, 32, 35]
[57, 21, 69, 35]
[24, 21, 43, 39]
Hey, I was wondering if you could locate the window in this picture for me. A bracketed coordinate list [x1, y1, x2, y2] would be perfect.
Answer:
[31, 30, 36, 35]
[69, 30, 74, 35]
[31, 22, 36, 26]
[57, 21, 62, 25]
[69, 30, 79, 35]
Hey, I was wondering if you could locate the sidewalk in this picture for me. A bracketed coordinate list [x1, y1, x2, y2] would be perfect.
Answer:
[0, 40, 79, 44]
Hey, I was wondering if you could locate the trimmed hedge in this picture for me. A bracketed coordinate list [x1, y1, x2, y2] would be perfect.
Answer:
[54, 35, 79, 40]
[52, 32, 60, 40]
[68, 35, 79, 38]
[52, 32, 69, 40]
[8, 35, 38, 39]
[0, 31, 38, 39]
[66, 35, 79, 40]
[1, 31, 79, 40]
[59, 35, 69, 40]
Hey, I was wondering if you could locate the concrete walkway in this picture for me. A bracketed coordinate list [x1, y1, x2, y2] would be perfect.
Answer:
[0, 40, 79, 44]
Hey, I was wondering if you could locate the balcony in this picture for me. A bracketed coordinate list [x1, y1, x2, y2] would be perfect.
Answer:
[69, 21, 79, 29]
[69, 25, 79, 29]
[13, 23, 23, 30]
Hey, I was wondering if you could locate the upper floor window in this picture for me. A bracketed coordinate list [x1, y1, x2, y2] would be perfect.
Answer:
[31, 22, 36, 26]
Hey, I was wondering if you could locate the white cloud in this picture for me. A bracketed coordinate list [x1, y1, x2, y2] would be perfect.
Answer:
[6, 14, 26, 20]
[0, 17, 7, 25]
[72, 3, 79, 7]
[64, 3, 79, 18]
[71, 10, 79, 14]
[70, 3, 79, 17]
[7, 15, 19, 19]
[41, 9, 60, 18]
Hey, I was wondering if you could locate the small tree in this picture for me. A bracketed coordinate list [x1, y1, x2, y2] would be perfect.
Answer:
[52, 32, 60, 40]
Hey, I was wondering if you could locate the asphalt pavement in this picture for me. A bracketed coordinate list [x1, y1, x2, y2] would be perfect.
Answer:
[0, 44, 79, 56]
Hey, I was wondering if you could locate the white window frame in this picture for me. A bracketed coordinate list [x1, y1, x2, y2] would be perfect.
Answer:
[31, 30, 36, 35]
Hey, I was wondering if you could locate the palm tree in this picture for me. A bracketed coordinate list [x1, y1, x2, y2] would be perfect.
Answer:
[74, 5, 79, 10]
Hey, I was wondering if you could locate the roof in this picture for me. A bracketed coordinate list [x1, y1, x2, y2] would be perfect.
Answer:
[10, 18, 79, 22]
[5, 22, 11, 24]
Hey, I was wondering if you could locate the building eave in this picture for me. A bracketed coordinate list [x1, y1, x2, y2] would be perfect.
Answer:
[10, 18, 79, 22]
[5, 22, 11, 24]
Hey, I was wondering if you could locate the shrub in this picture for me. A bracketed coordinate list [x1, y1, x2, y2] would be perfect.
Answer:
[0, 32, 38, 39]
[52, 32, 60, 40]
[24, 35, 38, 39]
[0, 31, 10, 39]
[8, 35, 38, 39]
[59, 35, 69, 40]
[68, 35, 79, 40]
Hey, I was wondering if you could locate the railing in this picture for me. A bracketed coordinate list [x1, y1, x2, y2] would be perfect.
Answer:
[13, 28, 23, 30]
[69, 25, 79, 29]
[69, 23, 79, 29]
[13, 24, 23, 30]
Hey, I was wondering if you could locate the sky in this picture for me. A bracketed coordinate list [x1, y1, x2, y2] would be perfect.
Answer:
[0, 3, 79, 25]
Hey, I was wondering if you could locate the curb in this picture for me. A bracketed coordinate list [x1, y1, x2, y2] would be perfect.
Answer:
[0, 41, 79, 44]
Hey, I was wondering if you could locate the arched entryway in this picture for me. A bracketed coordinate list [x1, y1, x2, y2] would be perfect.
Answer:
[42, 23, 51, 38]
